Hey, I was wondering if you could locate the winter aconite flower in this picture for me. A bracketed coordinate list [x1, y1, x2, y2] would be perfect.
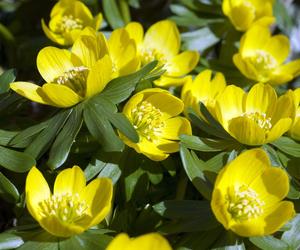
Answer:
[125, 20, 199, 87]
[233, 25, 300, 85]
[25, 166, 113, 237]
[211, 148, 295, 237]
[222, 0, 275, 31]
[42, 0, 102, 46]
[181, 70, 226, 117]
[215, 83, 295, 145]
[121, 88, 191, 161]
[10, 31, 113, 108]
[289, 88, 300, 141]
[106, 233, 172, 250]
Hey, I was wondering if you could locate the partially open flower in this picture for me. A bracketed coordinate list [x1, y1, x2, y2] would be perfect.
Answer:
[120, 88, 191, 161]
[215, 83, 295, 145]
[181, 70, 226, 117]
[125, 20, 199, 87]
[211, 148, 295, 237]
[42, 0, 102, 46]
[25, 166, 113, 237]
[289, 88, 300, 141]
[233, 25, 300, 85]
[106, 233, 172, 250]
[10, 29, 112, 108]
[222, 0, 275, 31]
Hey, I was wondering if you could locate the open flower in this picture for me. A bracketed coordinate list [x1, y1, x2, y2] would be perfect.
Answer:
[26, 166, 113, 237]
[215, 83, 295, 145]
[211, 148, 295, 237]
[125, 20, 199, 87]
[233, 25, 300, 85]
[222, 0, 275, 31]
[289, 88, 300, 141]
[10, 31, 112, 108]
[120, 88, 191, 161]
[106, 233, 172, 250]
[42, 0, 102, 46]
[181, 70, 226, 117]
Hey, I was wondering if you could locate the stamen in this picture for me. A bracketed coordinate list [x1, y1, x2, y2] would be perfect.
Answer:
[58, 15, 84, 33]
[226, 185, 264, 221]
[38, 193, 89, 223]
[241, 111, 272, 131]
[131, 101, 165, 142]
[140, 48, 167, 68]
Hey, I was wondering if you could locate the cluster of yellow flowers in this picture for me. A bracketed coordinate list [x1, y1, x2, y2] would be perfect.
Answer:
[8, 0, 300, 248]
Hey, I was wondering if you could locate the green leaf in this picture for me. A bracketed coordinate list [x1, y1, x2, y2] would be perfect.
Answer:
[0, 233, 24, 250]
[250, 236, 289, 250]
[0, 171, 19, 203]
[0, 69, 16, 94]
[47, 106, 83, 169]
[83, 102, 124, 152]
[0, 146, 35, 173]
[100, 61, 158, 104]
[25, 109, 72, 159]
[281, 214, 300, 249]
[0, 129, 18, 146]
[180, 145, 213, 200]
[273, 0, 293, 34]
[102, 0, 125, 29]
[271, 137, 300, 157]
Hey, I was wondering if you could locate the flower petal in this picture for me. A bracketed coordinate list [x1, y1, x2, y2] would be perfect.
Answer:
[25, 167, 51, 221]
[229, 217, 265, 237]
[42, 83, 82, 107]
[266, 118, 292, 143]
[41, 19, 66, 46]
[264, 35, 290, 64]
[80, 177, 113, 227]
[125, 22, 144, 46]
[106, 233, 131, 250]
[162, 117, 191, 140]
[37, 47, 75, 83]
[144, 20, 180, 58]
[53, 166, 86, 196]
[85, 55, 113, 98]
[154, 75, 190, 87]
[128, 233, 172, 250]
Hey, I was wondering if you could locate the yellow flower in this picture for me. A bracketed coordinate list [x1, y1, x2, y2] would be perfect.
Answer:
[106, 233, 172, 250]
[120, 88, 191, 161]
[181, 70, 226, 117]
[25, 166, 113, 237]
[42, 0, 102, 46]
[125, 20, 199, 87]
[10, 30, 113, 108]
[215, 83, 295, 145]
[289, 88, 300, 141]
[222, 0, 275, 31]
[211, 148, 295, 237]
[233, 25, 300, 85]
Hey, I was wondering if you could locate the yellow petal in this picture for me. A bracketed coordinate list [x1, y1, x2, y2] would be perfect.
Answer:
[92, 13, 103, 30]
[10, 81, 51, 105]
[245, 83, 277, 116]
[106, 233, 131, 250]
[272, 93, 295, 124]
[268, 70, 294, 85]
[262, 201, 295, 235]
[144, 20, 180, 58]
[41, 19, 66, 46]
[279, 59, 300, 77]
[156, 139, 180, 154]
[125, 22, 144, 46]
[128, 233, 172, 250]
[162, 117, 191, 140]
[85, 55, 113, 98]
[167, 51, 199, 77]
[228, 116, 265, 145]
[264, 35, 290, 64]
[154, 75, 191, 87]
[80, 178, 113, 227]
[240, 26, 271, 52]
[290, 115, 300, 141]
[229, 217, 265, 237]
[37, 47, 75, 83]
[266, 118, 292, 143]
[233, 53, 258, 81]
[25, 167, 51, 221]
[70, 1, 93, 25]
[250, 167, 289, 206]
[228, 3, 256, 31]
[53, 166, 86, 196]
[42, 83, 82, 107]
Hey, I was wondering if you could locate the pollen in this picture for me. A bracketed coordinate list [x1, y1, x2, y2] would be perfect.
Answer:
[58, 15, 84, 33]
[38, 193, 89, 223]
[131, 101, 165, 142]
[227, 184, 264, 221]
[53, 66, 88, 96]
[241, 111, 272, 131]
[140, 48, 167, 67]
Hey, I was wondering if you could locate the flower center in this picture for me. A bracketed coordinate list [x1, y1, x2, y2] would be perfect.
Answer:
[53, 66, 88, 96]
[241, 111, 272, 131]
[227, 184, 264, 221]
[140, 48, 167, 67]
[38, 193, 89, 223]
[131, 101, 165, 142]
[58, 15, 84, 33]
